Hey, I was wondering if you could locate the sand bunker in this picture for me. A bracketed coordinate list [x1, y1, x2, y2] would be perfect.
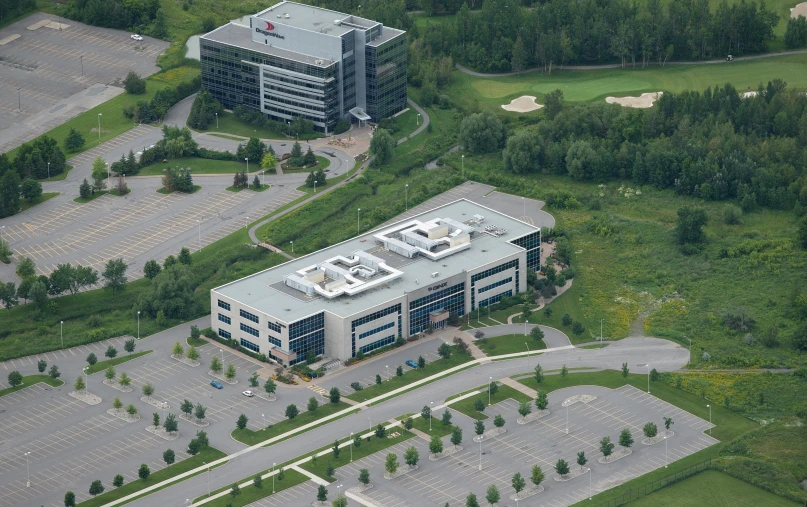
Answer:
[606, 92, 663, 108]
[791, 2, 807, 18]
[742, 91, 758, 98]
[501, 95, 544, 113]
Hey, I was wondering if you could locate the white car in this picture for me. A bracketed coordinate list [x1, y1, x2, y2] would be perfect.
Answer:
[131, 34, 143, 41]
[242, 390, 254, 397]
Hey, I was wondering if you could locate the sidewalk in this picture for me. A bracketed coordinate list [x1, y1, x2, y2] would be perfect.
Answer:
[499, 376, 537, 398]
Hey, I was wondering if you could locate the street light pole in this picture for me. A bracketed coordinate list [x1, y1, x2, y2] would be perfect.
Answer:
[137, 311, 140, 339]
[98, 113, 102, 140]
[272, 462, 276, 493]
[350, 432, 353, 461]
[707, 404, 711, 435]
[588, 467, 592, 499]
[368, 416, 371, 432]
[416, 113, 420, 126]
[524, 342, 530, 371]
[664, 434, 668, 467]
[357, 208, 361, 235]
[25, 451, 30, 487]
[313, 179, 317, 193]
[461, 154, 464, 179]
[60, 320, 64, 348]
[647, 364, 651, 393]
[405, 183, 408, 210]
[17, 87, 21, 111]
[244, 215, 249, 229]
[203, 462, 210, 496]
[386, 365, 389, 380]
[215, 112, 218, 129]
[685, 336, 691, 367]
[429, 401, 433, 431]
[600, 318, 604, 342]
[47, 162, 50, 179]
[488, 376, 493, 405]
[245, 158, 249, 181]
[565, 405, 569, 434]
[80, 55, 83, 76]
[197, 219, 202, 251]
[290, 241, 294, 253]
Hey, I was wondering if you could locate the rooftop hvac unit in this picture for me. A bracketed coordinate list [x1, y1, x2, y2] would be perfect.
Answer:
[431, 272, 439, 278]
[334, 19, 342, 25]
[285, 13, 290, 18]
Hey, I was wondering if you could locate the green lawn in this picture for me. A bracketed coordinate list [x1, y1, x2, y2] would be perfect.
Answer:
[138, 157, 243, 176]
[389, 108, 422, 142]
[192, 468, 308, 507]
[231, 401, 354, 446]
[578, 343, 609, 349]
[85, 350, 152, 374]
[345, 348, 474, 403]
[157, 184, 201, 195]
[40, 164, 73, 182]
[226, 184, 270, 193]
[0, 375, 63, 398]
[18, 192, 58, 212]
[186, 336, 207, 347]
[198, 110, 323, 141]
[447, 384, 532, 421]
[74, 191, 108, 203]
[76, 446, 227, 507]
[404, 412, 458, 438]
[281, 155, 331, 173]
[301, 428, 415, 481]
[476, 334, 547, 356]
[208, 133, 245, 142]
[625, 470, 799, 507]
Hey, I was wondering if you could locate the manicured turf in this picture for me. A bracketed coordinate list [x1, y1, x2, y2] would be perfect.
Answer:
[200, 110, 323, 141]
[625, 469, 799, 507]
[406, 412, 459, 438]
[193, 468, 308, 507]
[40, 165, 73, 182]
[186, 336, 207, 347]
[0, 375, 63, 398]
[157, 184, 201, 194]
[281, 155, 331, 173]
[74, 191, 109, 203]
[85, 350, 153, 374]
[138, 157, 243, 176]
[447, 384, 532, 421]
[231, 401, 354, 446]
[476, 334, 547, 356]
[76, 446, 227, 507]
[345, 348, 474, 403]
[18, 192, 58, 212]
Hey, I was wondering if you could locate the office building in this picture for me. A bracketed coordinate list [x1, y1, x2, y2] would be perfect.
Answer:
[211, 200, 541, 365]
[200, 1, 407, 133]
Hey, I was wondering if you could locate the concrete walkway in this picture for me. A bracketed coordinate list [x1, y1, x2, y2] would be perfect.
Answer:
[499, 376, 537, 398]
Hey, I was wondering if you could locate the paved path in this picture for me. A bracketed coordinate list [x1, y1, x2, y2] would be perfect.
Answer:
[455, 49, 807, 77]
[499, 376, 537, 397]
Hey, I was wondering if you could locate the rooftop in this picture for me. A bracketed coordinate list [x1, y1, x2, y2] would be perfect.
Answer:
[255, 1, 378, 37]
[214, 200, 539, 322]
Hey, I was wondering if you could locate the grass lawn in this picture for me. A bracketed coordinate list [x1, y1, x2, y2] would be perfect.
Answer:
[476, 334, 547, 356]
[40, 165, 73, 182]
[345, 348, 475, 403]
[139, 157, 243, 176]
[281, 155, 331, 173]
[157, 184, 201, 195]
[403, 412, 458, 438]
[74, 191, 108, 204]
[193, 468, 308, 507]
[301, 428, 415, 481]
[448, 52, 807, 112]
[226, 184, 270, 193]
[85, 350, 153, 374]
[0, 375, 63, 398]
[202, 110, 287, 140]
[76, 446, 227, 507]
[231, 401, 354, 446]
[447, 384, 532, 421]
[18, 192, 58, 212]
[208, 133, 245, 141]
[186, 336, 207, 347]
[389, 108, 422, 142]
[578, 343, 609, 349]
[625, 470, 799, 507]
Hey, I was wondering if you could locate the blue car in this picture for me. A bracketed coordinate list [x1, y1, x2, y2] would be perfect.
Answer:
[405, 360, 418, 369]
[210, 380, 223, 389]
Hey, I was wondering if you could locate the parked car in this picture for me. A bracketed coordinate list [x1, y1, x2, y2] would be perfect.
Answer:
[726, 54, 733, 61]
[210, 380, 223, 389]
[242, 390, 254, 397]
[131, 34, 144, 41]
[405, 359, 418, 369]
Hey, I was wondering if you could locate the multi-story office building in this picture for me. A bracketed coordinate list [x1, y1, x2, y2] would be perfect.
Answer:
[211, 200, 541, 365]
[199, 1, 407, 133]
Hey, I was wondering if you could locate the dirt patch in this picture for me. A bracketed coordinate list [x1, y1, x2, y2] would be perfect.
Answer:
[606, 92, 663, 108]
[791, 2, 807, 18]
[501, 95, 544, 113]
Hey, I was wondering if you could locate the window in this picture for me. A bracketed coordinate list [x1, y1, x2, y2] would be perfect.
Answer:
[240, 338, 259, 352]
[268, 321, 282, 334]
[471, 260, 519, 310]
[240, 323, 259, 337]
[288, 313, 325, 365]
[218, 300, 231, 311]
[479, 290, 513, 308]
[409, 282, 465, 334]
[358, 321, 395, 340]
[478, 277, 512, 294]
[511, 231, 541, 271]
[351, 304, 402, 357]
[359, 335, 395, 354]
[218, 328, 231, 339]
[240, 309, 259, 323]
[218, 313, 231, 325]
[268, 335, 282, 347]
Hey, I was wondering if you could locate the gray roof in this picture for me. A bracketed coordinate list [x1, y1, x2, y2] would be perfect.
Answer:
[367, 27, 406, 47]
[214, 200, 539, 323]
[256, 1, 376, 37]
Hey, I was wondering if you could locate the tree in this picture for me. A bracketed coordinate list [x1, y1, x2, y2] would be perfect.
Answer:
[544, 89, 564, 119]
[153, 412, 160, 428]
[619, 428, 634, 448]
[530, 326, 545, 342]
[429, 434, 443, 455]
[369, 128, 395, 165]
[225, 363, 236, 381]
[329, 386, 340, 404]
[265, 378, 277, 395]
[38, 359, 47, 373]
[643, 422, 658, 438]
[555, 458, 571, 476]
[421, 405, 431, 420]
[123, 71, 146, 94]
[562, 313, 573, 326]
[437, 342, 452, 360]
[664, 417, 674, 431]
[210, 356, 222, 374]
[531, 465, 544, 487]
[163, 448, 175, 467]
[359, 468, 370, 485]
[0, 171, 20, 218]
[89, 479, 104, 496]
[308, 396, 319, 413]
[16, 256, 36, 279]
[534, 363, 544, 384]
[417, 355, 426, 369]
[228, 482, 241, 498]
[577, 451, 588, 470]
[113, 474, 124, 487]
[104, 366, 116, 382]
[486, 484, 500, 505]
[172, 341, 185, 358]
[536, 392, 548, 411]
[518, 401, 531, 418]
[49, 365, 60, 379]
[489, 382, 499, 396]
[799, 216, 807, 249]
[106, 345, 118, 358]
[404, 445, 419, 468]
[561, 365, 569, 378]
[475, 420, 485, 436]
[181, 399, 193, 418]
[29, 280, 48, 310]
[316, 484, 328, 502]
[375, 373, 382, 385]
[676, 206, 709, 245]
[512, 472, 526, 495]
[163, 255, 176, 269]
[332, 439, 341, 459]
[7, 370, 22, 387]
[622, 362, 629, 377]
[466, 493, 480, 507]
[278, 467, 285, 480]
[20, 178, 42, 201]
[141, 383, 155, 401]
[195, 403, 206, 422]
[236, 413, 248, 430]
[74, 375, 86, 392]
[163, 413, 178, 434]
[253, 473, 262, 489]
[187, 438, 200, 456]
[177, 247, 192, 266]
[285, 404, 299, 420]
[375, 423, 386, 438]
[474, 398, 485, 412]
[494, 414, 505, 428]
[385, 453, 399, 475]
[459, 112, 504, 154]
[450, 426, 463, 448]
[303, 147, 316, 166]
[188, 346, 200, 361]
[0, 283, 16, 311]
[354, 433, 363, 447]
[396, 365, 403, 376]
[102, 258, 128, 294]
[91, 156, 107, 192]
[65, 127, 85, 152]
[600, 436, 614, 457]
[650, 368, 660, 382]
[79, 178, 91, 198]
[249, 372, 259, 387]
[441, 408, 452, 427]
[124, 338, 136, 354]
[64, 491, 76, 507]
[261, 152, 278, 173]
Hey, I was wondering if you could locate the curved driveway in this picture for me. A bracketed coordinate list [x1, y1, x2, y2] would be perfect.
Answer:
[475, 323, 571, 349]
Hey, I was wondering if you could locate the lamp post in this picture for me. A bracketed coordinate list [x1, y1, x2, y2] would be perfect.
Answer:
[272, 462, 276, 493]
[197, 219, 202, 251]
[600, 318, 604, 342]
[244, 215, 249, 229]
[98, 113, 102, 139]
[488, 376, 493, 405]
[461, 154, 464, 179]
[707, 404, 711, 435]
[357, 208, 361, 235]
[25, 451, 30, 487]
[685, 335, 691, 367]
[429, 401, 433, 431]
[565, 404, 569, 435]
[106, 162, 110, 188]
[647, 364, 651, 393]
[80, 55, 83, 76]
[350, 432, 354, 461]
[524, 318, 528, 337]
[522, 196, 525, 218]
[386, 365, 390, 381]
[524, 342, 530, 371]
[17, 87, 21, 111]
[83, 366, 89, 394]
[405, 183, 408, 210]
[60, 320, 64, 348]
[588, 467, 592, 499]
[416, 113, 421, 126]
[313, 179, 317, 193]
[47, 162, 50, 179]
[0, 225, 4, 243]
[262, 413, 265, 428]
[245, 158, 249, 181]
[215, 112, 218, 129]
[664, 434, 668, 467]
[290, 241, 294, 253]
[137, 311, 140, 339]
[478, 437, 482, 471]
[203, 462, 210, 496]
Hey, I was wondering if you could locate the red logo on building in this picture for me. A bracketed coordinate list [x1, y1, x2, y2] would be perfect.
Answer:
[265, 21, 275, 30]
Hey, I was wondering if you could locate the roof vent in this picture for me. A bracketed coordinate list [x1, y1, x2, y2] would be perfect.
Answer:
[334, 19, 341, 25]
[285, 13, 290, 18]
[431, 272, 439, 278]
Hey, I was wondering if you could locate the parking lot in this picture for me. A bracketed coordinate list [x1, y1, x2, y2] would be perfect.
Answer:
[0, 12, 168, 132]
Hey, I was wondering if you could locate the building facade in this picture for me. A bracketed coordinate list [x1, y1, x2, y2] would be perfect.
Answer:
[211, 200, 541, 365]
[200, 1, 407, 133]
